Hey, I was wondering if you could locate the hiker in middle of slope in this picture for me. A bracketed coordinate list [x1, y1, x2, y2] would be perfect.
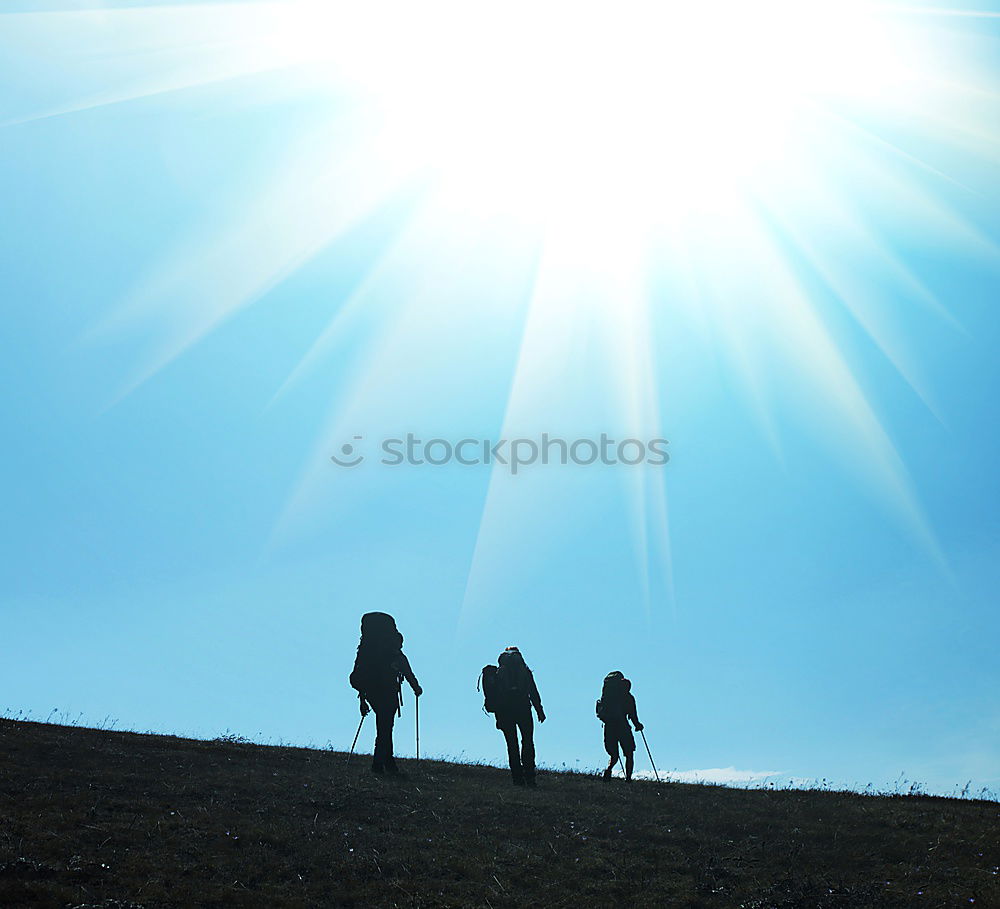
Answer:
[596, 670, 643, 781]
[483, 646, 545, 786]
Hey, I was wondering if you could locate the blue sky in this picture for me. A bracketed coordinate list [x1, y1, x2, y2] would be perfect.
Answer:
[1, 0, 999, 795]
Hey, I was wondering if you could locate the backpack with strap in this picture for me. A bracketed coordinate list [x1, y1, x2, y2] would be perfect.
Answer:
[350, 612, 405, 697]
[479, 664, 503, 713]
[596, 670, 630, 722]
[479, 647, 531, 714]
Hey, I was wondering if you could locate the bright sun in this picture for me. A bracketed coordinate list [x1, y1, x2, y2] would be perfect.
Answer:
[16, 0, 990, 563]
[280, 0, 919, 225]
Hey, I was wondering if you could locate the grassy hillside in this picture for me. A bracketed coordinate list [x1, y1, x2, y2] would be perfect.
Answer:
[1, 720, 997, 908]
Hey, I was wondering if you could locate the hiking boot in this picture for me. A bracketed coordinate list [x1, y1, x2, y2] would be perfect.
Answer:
[385, 758, 400, 775]
[602, 767, 613, 782]
[525, 777, 537, 788]
[512, 775, 526, 786]
[371, 762, 385, 774]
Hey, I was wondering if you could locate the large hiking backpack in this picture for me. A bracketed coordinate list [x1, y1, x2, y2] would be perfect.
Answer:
[350, 612, 404, 696]
[479, 647, 531, 714]
[479, 664, 502, 713]
[596, 670, 630, 722]
[360, 612, 403, 649]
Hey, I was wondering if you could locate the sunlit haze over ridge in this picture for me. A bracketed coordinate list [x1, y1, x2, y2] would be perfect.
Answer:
[1, 0, 999, 795]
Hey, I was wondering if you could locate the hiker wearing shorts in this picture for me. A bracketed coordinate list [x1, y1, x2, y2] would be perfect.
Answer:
[596, 671, 643, 781]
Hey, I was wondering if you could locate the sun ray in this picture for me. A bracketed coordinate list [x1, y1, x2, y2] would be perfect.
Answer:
[458, 213, 678, 627]
[696, 205, 946, 562]
[26, 0, 994, 617]
[750, 151, 964, 421]
[266, 196, 543, 556]
[266, 179, 433, 408]
[84, 114, 426, 404]
[0, 3, 315, 127]
[876, 5, 1000, 18]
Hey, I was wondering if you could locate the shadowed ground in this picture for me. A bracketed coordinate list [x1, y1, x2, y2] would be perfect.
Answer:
[1, 720, 996, 907]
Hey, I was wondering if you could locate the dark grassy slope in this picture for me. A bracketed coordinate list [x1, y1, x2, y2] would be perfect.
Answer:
[1, 722, 997, 909]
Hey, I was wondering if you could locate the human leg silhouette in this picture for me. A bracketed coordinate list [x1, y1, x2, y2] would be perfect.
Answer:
[620, 724, 636, 781]
[497, 714, 524, 784]
[603, 722, 621, 780]
[371, 697, 397, 773]
[516, 711, 535, 785]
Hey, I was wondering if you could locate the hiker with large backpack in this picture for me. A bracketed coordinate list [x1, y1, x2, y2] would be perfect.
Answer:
[349, 612, 422, 774]
[479, 646, 545, 786]
[596, 671, 643, 782]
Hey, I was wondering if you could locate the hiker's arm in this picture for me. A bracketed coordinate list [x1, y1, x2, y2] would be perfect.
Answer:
[628, 694, 643, 731]
[400, 653, 423, 697]
[529, 673, 545, 722]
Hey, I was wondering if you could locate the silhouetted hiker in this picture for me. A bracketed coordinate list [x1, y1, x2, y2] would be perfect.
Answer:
[349, 612, 421, 774]
[480, 646, 545, 786]
[596, 671, 643, 781]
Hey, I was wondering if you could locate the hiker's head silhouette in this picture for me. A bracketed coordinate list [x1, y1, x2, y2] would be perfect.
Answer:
[601, 671, 631, 698]
[499, 646, 526, 668]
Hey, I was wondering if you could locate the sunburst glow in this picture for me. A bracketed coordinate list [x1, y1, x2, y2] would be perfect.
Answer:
[5, 0, 998, 613]
[282, 0, 924, 225]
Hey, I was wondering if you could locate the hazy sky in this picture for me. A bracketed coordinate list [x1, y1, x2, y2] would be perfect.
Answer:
[2, 0, 999, 796]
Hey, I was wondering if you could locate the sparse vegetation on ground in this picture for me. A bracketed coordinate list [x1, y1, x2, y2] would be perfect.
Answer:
[1, 720, 997, 907]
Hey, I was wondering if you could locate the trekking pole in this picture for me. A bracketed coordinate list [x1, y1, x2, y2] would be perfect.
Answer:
[415, 694, 420, 762]
[639, 729, 660, 782]
[346, 714, 366, 765]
